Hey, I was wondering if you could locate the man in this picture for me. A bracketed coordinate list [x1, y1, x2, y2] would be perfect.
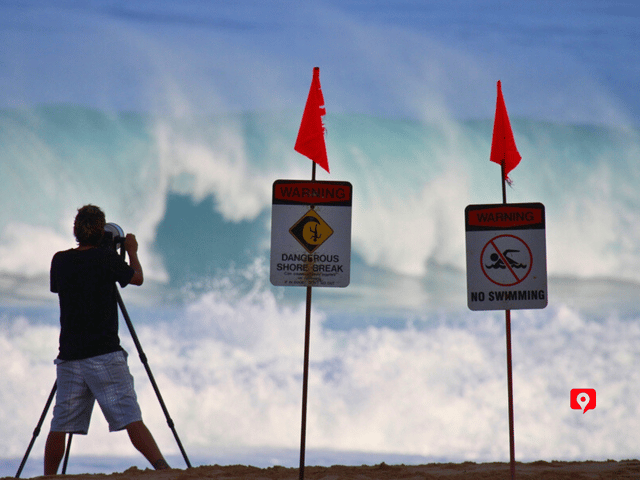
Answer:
[44, 205, 169, 474]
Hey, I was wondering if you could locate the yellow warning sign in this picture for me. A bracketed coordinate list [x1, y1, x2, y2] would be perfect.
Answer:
[289, 208, 334, 253]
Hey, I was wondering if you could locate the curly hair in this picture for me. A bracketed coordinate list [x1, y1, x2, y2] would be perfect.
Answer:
[73, 205, 106, 246]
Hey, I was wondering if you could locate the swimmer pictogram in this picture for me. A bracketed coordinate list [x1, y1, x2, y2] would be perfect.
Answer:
[480, 234, 533, 287]
[485, 250, 527, 270]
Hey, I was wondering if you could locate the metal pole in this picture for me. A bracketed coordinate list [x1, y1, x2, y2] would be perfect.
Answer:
[299, 286, 313, 480]
[15, 382, 57, 478]
[297, 159, 320, 480]
[501, 160, 507, 205]
[506, 310, 516, 480]
[61, 434, 73, 474]
[502, 159, 516, 480]
[298, 159, 318, 480]
[116, 288, 192, 469]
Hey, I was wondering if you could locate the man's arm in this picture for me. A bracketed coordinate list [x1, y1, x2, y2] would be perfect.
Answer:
[124, 234, 144, 286]
[50, 252, 60, 293]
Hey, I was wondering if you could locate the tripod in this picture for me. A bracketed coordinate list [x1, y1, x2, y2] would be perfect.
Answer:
[15, 287, 192, 477]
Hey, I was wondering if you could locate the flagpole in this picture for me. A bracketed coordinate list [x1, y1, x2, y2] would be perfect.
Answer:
[299, 284, 312, 480]
[506, 309, 516, 480]
[502, 160, 516, 480]
[295, 66, 327, 480]
[501, 161, 507, 205]
[490, 80, 519, 480]
[299, 159, 316, 480]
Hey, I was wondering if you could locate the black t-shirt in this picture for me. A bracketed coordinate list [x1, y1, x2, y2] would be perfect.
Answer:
[50, 247, 134, 360]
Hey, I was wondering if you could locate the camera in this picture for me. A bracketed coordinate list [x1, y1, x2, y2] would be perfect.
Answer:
[102, 222, 126, 258]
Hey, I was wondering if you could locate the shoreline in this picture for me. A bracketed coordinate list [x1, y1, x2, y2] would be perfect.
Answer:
[5, 460, 640, 480]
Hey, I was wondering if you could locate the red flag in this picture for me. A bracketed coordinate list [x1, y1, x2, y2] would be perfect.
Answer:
[295, 67, 329, 173]
[490, 80, 521, 182]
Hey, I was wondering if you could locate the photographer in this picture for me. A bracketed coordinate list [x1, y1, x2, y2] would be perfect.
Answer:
[44, 205, 169, 474]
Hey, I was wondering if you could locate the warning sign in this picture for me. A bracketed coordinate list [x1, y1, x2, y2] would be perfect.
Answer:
[465, 203, 547, 310]
[271, 180, 352, 287]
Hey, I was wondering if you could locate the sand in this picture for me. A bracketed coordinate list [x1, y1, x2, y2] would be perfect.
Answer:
[6, 460, 640, 480]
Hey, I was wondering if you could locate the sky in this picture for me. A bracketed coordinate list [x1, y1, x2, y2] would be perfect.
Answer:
[1, 1, 639, 127]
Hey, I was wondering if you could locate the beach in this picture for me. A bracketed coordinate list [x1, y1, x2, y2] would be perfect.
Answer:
[5, 460, 640, 480]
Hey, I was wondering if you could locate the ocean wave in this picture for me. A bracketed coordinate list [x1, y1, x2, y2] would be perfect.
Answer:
[1, 106, 640, 290]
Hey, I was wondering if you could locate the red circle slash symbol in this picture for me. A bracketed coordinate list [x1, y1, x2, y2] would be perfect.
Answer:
[480, 234, 533, 287]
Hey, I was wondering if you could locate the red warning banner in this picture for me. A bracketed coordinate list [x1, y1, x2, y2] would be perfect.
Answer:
[466, 203, 544, 230]
[273, 180, 352, 206]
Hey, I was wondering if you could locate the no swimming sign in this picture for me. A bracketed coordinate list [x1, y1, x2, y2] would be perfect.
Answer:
[465, 203, 548, 311]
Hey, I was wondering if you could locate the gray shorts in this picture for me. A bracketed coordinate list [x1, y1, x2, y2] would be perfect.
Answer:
[51, 350, 142, 434]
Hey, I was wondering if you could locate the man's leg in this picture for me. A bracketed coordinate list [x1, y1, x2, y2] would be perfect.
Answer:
[46, 361, 93, 476]
[126, 421, 170, 470]
[44, 431, 66, 475]
[87, 353, 169, 470]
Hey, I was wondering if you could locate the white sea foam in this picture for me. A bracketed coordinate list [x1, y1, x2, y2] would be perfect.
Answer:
[2, 266, 640, 472]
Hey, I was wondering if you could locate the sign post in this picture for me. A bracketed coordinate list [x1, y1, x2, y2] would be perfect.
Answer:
[465, 202, 547, 480]
[270, 177, 352, 480]
[466, 80, 547, 480]
[273, 62, 351, 480]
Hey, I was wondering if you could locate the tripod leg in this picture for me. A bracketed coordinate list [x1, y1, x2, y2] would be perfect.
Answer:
[15, 381, 57, 478]
[116, 288, 192, 468]
[61, 434, 73, 474]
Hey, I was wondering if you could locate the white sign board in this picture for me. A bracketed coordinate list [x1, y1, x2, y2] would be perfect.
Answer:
[465, 203, 547, 310]
[271, 180, 352, 287]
